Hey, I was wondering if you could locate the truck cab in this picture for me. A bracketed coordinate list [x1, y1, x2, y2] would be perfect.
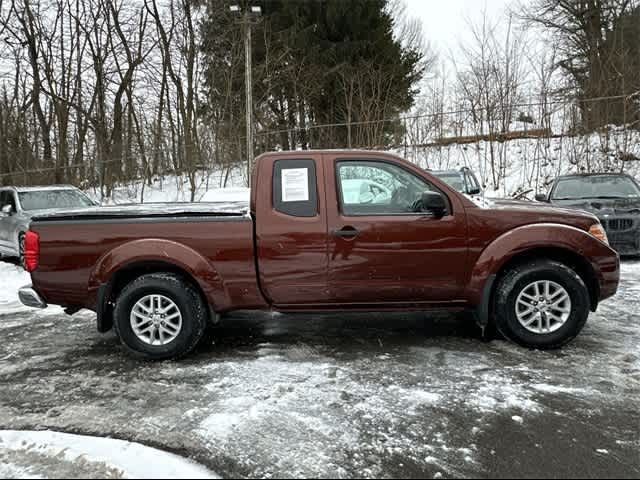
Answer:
[251, 151, 471, 308]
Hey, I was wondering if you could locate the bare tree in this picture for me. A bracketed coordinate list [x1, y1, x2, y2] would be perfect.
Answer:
[454, 11, 528, 189]
[9, 0, 55, 179]
[146, 0, 201, 200]
[520, 0, 640, 129]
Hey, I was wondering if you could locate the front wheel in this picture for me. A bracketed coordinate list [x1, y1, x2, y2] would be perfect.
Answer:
[493, 260, 590, 349]
[113, 273, 208, 360]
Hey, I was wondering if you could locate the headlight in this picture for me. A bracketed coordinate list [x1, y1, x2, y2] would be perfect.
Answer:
[589, 223, 609, 245]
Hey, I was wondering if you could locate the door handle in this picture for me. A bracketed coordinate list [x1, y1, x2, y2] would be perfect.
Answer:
[332, 226, 359, 238]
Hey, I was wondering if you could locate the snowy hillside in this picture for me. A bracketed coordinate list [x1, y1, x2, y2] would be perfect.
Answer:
[86, 130, 640, 205]
[88, 168, 248, 205]
[401, 128, 640, 199]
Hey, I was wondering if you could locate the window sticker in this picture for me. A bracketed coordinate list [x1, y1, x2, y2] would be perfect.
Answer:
[281, 168, 309, 202]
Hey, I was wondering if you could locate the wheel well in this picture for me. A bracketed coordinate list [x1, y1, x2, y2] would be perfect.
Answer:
[98, 261, 211, 333]
[494, 248, 600, 312]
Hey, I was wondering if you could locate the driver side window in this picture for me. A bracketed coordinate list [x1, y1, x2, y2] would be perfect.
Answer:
[337, 160, 433, 215]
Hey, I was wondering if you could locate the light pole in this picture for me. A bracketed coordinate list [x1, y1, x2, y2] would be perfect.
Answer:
[230, 4, 262, 184]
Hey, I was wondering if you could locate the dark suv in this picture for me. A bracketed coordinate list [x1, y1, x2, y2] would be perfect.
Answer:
[431, 167, 482, 196]
[536, 173, 640, 256]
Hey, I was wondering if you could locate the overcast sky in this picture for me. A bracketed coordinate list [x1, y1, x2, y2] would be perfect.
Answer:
[403, 0, 513, 55]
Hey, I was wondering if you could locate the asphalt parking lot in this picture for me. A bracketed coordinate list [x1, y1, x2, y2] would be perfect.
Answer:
[0, 261, 638, 478]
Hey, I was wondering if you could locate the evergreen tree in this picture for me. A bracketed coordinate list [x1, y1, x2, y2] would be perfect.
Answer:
[199, 0, 424, 160]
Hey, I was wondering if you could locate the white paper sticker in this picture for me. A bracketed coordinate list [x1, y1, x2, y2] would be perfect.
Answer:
[281, 168, 309, 202]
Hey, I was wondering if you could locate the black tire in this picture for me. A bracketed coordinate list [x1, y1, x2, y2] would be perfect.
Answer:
[113, 273, 208, 360]
[493, 260, 590, 349]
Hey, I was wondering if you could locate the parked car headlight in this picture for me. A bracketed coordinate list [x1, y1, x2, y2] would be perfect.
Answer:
[589, 223, 609, 245]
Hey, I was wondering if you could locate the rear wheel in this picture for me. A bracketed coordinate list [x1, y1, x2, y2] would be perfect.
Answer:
[113, 273, 207, 360]
[493, 260, 590, 349]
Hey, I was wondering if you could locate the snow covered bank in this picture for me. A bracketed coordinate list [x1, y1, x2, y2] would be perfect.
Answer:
[0, 263, 31, 315]
[94, 138, 640, 208]
[81, 129, 640, 206]
[0, 430, 219, 479]
[88, 168, 247, 205]
[0, 262, 65, 317]
[200, 187, 250, 203]
[401, 129, 640, 199]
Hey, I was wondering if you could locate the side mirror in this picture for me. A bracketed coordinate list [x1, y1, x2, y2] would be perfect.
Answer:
[1, 205, 13, 216]
[421, 191, 447, 217]
[467, 187, 481, 195]
[535, 194, 548, 202]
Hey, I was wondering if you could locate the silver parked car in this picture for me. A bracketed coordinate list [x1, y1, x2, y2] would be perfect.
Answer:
[0, 186, 97, 260]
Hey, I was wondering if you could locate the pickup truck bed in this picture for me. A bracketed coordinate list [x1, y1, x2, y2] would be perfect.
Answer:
[20, 150, 620, 360]
[30, 204, 266, 316]
[30, 202, 249, 223]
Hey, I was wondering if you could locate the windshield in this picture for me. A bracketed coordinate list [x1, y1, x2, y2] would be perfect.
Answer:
[19, 189, 96, 211]
[434, 173, 464, 192]
[552, 176, 640, 200]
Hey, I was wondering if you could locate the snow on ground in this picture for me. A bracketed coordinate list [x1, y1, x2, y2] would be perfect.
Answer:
[0, 263, 63, 318]
[88, 168, 247, 205]
[200, 188, 250, 203]
[0, 430, 219, 479]
[1, 133, 637, 478]
[0, 263, 31, 315]
[0, 260, 638, 478]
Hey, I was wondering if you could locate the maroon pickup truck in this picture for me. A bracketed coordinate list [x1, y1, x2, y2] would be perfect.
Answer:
[19, 150, 620, 360]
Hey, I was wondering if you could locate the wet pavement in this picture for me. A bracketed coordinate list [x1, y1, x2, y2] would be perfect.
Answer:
[0, 261, 639, 478]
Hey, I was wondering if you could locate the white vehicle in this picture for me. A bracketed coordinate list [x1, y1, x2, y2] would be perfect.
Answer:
[340, 179, 393, 205]
[0, 186, 97, 260]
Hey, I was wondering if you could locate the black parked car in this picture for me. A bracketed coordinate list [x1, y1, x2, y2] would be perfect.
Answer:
[536, 173, 640, 256]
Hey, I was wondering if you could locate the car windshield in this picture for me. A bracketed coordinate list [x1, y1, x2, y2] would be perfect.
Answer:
[434, 173, 464, 192]
[552, 176, 640, 200]
[19, 189, 96, 211]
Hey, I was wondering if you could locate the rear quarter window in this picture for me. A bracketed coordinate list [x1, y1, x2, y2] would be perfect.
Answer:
[272, 159, 318, 217]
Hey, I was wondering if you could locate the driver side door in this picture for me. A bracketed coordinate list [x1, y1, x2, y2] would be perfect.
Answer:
[326, 157, 469, 306]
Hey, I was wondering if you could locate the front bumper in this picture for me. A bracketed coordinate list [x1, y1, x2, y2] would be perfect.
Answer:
[602, 217, 640, 256]
[18, 285, 48, 309]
